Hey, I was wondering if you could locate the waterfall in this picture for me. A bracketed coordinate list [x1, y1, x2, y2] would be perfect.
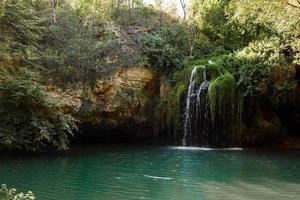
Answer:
[182, 66, 197, 146]
[182, 65, 241, 147]
[195, 67, 210, 146]
[183, 66, 210, 146]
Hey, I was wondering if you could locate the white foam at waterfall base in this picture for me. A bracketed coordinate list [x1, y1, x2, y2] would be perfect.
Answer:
[168, 146, 243, 151]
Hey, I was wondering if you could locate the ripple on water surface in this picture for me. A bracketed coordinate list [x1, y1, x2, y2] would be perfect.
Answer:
[0, 145, 300, 200]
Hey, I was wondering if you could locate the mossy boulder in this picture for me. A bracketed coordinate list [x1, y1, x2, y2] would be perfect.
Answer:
[209, 72, 236, 119]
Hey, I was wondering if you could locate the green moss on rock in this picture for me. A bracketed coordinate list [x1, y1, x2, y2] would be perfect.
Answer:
[209, 72, 236, 119]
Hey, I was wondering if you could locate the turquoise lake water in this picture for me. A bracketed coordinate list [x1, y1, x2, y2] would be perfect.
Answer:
[1, 145, 300, 200]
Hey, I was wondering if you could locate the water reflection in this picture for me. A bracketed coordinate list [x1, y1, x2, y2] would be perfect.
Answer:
[0, 145, 299, 200]
[202, 180, 300, 200]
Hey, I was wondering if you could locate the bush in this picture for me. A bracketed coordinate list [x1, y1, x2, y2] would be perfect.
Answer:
[0, 68, 77, 152]
[0, 184, 35, 200]
[235, 38, 289, 97]
[142, 23, 190, 73]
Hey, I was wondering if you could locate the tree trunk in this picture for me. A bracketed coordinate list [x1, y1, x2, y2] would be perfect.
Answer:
[50, 0, 58, 23]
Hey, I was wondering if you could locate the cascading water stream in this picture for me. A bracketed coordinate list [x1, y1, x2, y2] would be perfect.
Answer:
[182, 67, 197, 146]
[195, 67, 210, 146]
[182, 64, 241, 147]
[183, 66, 211, 146]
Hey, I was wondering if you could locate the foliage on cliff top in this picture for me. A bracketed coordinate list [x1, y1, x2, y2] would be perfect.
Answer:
[0, 0, 43, 68]
[142, 23, 190, 73]
[0, 68, 77, 152]
[235, 37, 296, 99]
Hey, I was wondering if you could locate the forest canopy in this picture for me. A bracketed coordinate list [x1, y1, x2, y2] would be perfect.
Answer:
[0, 0, 299, 151]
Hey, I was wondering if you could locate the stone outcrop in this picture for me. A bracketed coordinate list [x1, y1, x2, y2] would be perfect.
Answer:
[48, 67, 159, 139]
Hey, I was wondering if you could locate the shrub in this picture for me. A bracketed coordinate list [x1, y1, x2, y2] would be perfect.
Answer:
[0, 184, 35, 200]
[236, 37, 289, 97]
[142, 23, 190, 73]
[0, 68, 77, 152]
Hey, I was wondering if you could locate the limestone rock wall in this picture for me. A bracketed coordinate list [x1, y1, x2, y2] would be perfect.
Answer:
[48, 67, 159, 138]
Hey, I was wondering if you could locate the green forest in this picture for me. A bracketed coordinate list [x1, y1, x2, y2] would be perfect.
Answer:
[1, 0, 300, 199]
[0, 0, 300, 152]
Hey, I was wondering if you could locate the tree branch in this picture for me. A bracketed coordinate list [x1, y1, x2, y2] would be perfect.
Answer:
[287, 0, 300, 9]
[180, 0, 187, 20]
[50, 0, 58, 23]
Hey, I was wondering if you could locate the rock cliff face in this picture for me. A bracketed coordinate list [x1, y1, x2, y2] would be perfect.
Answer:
[48, 67, 159, 140]
[46, 65, 300, 145]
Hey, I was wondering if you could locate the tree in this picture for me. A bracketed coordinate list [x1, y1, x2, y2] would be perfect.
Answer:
[142, 23, 190, 73]
[75, 0, 144, 21]
[41, 4, 105, 85]
[0, 0, 6, 16]
[50, 0, 58, 23]
[155, 0, 162, 9]
[0, 68, 77, 152]
[286, 0, 300, 9]
[228, 0, 300, 64]
[180, 0, 187, 20]
[188, 0, 243, 55]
